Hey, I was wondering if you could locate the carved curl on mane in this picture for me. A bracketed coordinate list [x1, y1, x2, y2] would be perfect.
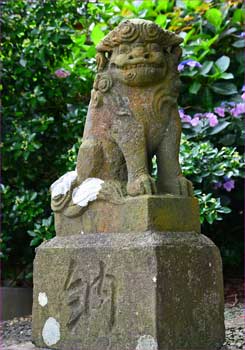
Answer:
[95, 19, 183, 71]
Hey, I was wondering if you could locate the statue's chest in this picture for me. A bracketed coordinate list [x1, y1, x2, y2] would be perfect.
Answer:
[127, 91, 157, 124]
[126, 89, 169, 150]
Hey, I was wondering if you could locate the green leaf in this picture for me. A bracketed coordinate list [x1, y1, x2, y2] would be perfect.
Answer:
[208, 121, 230, 135]
[220, 27, 238, 38]
[206, 213, 215, 224]
[91, 25, 104, 45]
[195, 176, 203, 183]
[221, 207, 232, 214]
[19, 58, 27, 67]
[232, 40, 245, 48]
[189, 81, 201, 94]
[27, 230, 36, 237]
[210, 82, 238, 95]
[183, 28, 195, 44]
[156, 0, 174, 12]
[215, 56, 230, 73]
[180, 70, 197, 77]
[206, 34, 219, 48]
[205, 8, 223, 30]
[30, 236, 42, 247]
[220, 72, 234, 80]
[213, 170, 225, 176]
[200, 61, 213, 75]
[184, 0, 201, 10]
[155, 15, 167, 27]
[232, 9, 245, 23]
[71, 33, 86, 46]
[86, 46, 96, 58]
[202, 87, 213, 109]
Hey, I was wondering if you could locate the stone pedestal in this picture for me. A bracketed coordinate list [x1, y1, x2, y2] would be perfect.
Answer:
[32, 196, 225, 350]
[54, 195, 201, 236]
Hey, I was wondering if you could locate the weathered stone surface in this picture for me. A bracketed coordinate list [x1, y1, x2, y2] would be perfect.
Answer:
[32, 19, 225, 350]
[32, 232, 225, 350]
[50, 19, 193, 219]
[55, 195, 200, 236]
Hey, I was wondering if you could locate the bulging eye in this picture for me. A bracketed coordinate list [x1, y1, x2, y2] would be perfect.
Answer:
[119, 44, 130, 54]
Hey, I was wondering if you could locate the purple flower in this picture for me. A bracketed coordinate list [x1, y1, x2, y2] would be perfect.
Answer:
[187, 60, 202, 68]
[179, 110, 200, 126]
[54, 68, 71, 78]
[239, 32, 245, 38]
[230, 103, 245, 117]
[193, 113, 204, 118]
[214, 107, 225, 117]
[213, 181, 222, 189]
[205, 112, 218, 127]
[182, 115, 192, 123]
[178, 64, 185, 72]
[223, 179, 235, 192]
[179, 109, 192, 123]
[242, 92, 245, 101]
[178, 59, 202, 72]
[242, 85, 245, 92]
[179, 109, 185, 119]
[179, 109, 202, 126]
[190, 116, 200, 126]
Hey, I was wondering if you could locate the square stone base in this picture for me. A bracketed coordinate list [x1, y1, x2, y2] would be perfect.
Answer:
[55, 195, 200, 236]
[32, 232, 225, 350]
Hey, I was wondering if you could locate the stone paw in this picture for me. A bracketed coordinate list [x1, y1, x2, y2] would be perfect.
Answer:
[177, 176, 193, 197]
[127, 174, 157, 196]
[98, 180, 126, 204]
[160, 176, 193, 197]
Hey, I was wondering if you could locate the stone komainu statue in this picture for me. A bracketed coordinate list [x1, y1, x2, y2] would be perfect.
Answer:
[33, 21, 224, 350]
[51, 19, 193, 215]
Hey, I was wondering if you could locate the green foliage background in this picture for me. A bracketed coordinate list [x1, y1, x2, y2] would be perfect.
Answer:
[2, 0, 244, 283]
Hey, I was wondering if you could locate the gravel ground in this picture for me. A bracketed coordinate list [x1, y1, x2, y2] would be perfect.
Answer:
[223, 304, 244, 349]
[1, 304, 244, 349]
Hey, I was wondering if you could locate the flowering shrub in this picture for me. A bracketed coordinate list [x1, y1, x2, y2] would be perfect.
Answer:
[180, 136, 243, 222]
[180, 138, 243, 188]
[2, 0, 244, 281]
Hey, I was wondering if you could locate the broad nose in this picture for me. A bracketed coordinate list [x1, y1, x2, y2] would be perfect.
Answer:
[128, 47, 150, 60]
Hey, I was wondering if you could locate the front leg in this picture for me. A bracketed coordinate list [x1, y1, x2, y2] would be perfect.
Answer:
[112, 116, 156, 196]
[156, 106, 193, 197]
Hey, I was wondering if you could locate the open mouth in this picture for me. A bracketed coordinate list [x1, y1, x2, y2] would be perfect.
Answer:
[113, 63, 162, 70]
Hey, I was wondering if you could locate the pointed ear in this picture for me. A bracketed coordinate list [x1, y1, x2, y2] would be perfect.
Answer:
[96, 52, 108, 71]
[171, 46, 182, 63]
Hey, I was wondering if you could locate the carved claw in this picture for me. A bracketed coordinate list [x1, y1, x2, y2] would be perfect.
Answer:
[127, 174, 157, 196]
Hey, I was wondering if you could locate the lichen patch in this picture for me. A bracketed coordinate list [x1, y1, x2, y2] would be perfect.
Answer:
[136, 335, 158, 350]
[50, 170, 77, 198]
[72, 177, 104, 207]
[38, 292, 48, 307]
[42, 317, 60, 346]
